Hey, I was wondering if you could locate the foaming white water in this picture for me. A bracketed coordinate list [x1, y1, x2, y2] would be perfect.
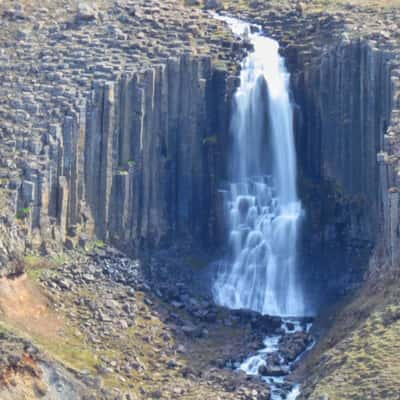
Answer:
[239, 319, 312, 400]
[213, 16, 305, 317]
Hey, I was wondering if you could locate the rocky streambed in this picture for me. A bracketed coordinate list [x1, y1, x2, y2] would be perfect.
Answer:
[146, 247, 316, 400]
[236, 318, 314, 400]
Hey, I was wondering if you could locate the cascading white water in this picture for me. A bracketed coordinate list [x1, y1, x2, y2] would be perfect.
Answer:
[213, 16, 305, 317]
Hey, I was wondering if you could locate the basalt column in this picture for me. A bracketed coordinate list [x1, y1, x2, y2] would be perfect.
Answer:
[290, 38, 400, 296]
[45, 55, 232, 254]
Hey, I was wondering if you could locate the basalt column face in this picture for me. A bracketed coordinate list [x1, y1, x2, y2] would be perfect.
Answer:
[78, 55, 232, 253]
[289, 38, 400, 300]
[297, 41, 391, 239]
[10, 54, 232, 259]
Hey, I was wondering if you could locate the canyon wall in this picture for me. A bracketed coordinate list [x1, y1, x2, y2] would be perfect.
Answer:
[3, 0, 400, 296]
[289, 38, 400, 299]
[14, 56, 232, 256]
[13, 29, 400, 290]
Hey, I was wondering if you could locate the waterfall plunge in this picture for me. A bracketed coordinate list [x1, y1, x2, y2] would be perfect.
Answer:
[213, 17, 305, 317]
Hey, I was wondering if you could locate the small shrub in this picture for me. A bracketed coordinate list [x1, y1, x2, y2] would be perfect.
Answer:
[16, 207, 30, 219]
[203, 135, 218, 145]
[94, 239, 106, 248]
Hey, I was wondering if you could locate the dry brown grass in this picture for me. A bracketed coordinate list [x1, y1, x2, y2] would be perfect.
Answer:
[0, 274, 63, 338]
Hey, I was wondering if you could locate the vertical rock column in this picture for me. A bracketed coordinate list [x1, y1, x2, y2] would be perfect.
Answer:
[379, 65, 400, 268]
[19, 54, 232, 254]
[293, 40, 393, 244]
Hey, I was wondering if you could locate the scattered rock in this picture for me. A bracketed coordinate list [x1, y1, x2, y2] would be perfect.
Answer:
[76, 3, 98, 22]
[204, 0, 222, 9]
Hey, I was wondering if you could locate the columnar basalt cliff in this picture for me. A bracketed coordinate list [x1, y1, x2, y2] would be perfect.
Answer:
[220, 0, 400, 284]
[54, 56, 230, 253]
[3, 1, 400, 400]
[1, 0, 399, 295]
[289, 37, 400, 296]
[0, 0, 244, 269]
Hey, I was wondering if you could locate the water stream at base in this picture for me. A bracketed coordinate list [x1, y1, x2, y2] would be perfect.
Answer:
[238, 319, 314, 399]
[212, 15, 313, 399]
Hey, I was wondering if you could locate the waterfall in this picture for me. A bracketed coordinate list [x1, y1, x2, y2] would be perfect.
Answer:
[213, 16, 305, 317]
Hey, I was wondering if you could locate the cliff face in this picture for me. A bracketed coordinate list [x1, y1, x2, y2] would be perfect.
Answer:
[290, 38, 400, 290]
[2, 0, 400, 290]
[294, 40, 393, 243]
[15, 57, 231, 255]
[0, 0, 245, 267]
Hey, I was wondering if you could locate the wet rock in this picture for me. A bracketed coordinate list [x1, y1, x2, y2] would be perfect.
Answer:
[250, 314, 282, 333]
[286, 322, 295, 331]
[279, 331, 312, 362]
[258, 364, 289, 377]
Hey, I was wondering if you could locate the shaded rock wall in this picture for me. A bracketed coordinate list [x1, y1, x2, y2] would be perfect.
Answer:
[16, 55, 231, 255]
[294, 40, 392, 241]
[289, 38, 400, 300]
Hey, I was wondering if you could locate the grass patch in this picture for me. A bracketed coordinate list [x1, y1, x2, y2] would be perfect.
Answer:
[0, 317, 100, 375]
[84, 239, 106, 253]
[24, 254, 65, 281]
[303, 279, 400, 399]
[24, 255, 56, 281]
[36, 324, 99, 374]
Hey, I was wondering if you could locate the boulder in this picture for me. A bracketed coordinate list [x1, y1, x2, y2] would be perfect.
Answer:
[251, 314, 282, 333]
[76, 3, 98, 22]
[181, 324, 203, 338]
[204, 0, 222, 10]
[279, 331, 312, 362]
[258, 364, 289, 377]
